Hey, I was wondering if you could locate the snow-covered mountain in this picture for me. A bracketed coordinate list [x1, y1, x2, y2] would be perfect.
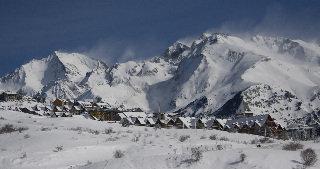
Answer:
[1, 33, 320, 123]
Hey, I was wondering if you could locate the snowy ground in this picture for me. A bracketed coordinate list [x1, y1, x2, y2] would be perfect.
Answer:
[0, 110, 319, 169]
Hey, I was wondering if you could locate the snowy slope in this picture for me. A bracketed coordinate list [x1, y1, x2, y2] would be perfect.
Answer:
[1, 33, 320, 122]
[0, 110, 320, 169]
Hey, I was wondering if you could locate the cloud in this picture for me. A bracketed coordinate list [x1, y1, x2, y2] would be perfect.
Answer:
[201, 3, 320, 41]
[81, 37, 168, 66]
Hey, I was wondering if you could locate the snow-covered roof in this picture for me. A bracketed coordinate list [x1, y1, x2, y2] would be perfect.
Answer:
[178, 117, 192, 128]
[215, 119, 227, 127]
[136, 117, 146, 125]
[119, 113, 126, 119]
[55, 112, 66, 116]
[0, 91, 18, 95]
[146, 117, 156, 125]
[160, 118, 174, 125]
[225, 114, 271, 130]
[95, 102, 111, 108]
[121, 111, 147, 118]
[64, 105, 72, 110]
[121, 117, 134, 124]
[45, 106, 53, 111]
[77, 101, 92, 107]
[55, 106, 63, 111]
[73, 106, 81, 110]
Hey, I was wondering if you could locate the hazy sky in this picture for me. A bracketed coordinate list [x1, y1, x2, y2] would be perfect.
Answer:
[0, 0, 319, 75]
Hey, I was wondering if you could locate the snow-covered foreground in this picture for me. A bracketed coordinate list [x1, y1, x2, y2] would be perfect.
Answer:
[0, 111, 319, 169]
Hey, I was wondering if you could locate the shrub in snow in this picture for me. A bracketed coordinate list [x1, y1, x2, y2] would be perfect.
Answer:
[219, 137, 229, 141]
[191, 147, 202, 162]
[113, 150, 125, 158]
[0, 124, 28, 134]
[179, 135, 190, 142]
[180, 147, 203, 166]
[41, 127, 51, 131]
[53, 145, 63, 152]
[200, 135, 206, 139]
[85, 160, 92, 166]
[217, 145, 223, 150]
[104, 128, 114, 134]
[132, 135, 140, 142]
[88, 129, 100, 135]
[301, 148, 317, 167]
[20, 152, 27, 159]
[282, 142, 304, 151]
[209, 134, 217, 140]
[24, 134, 30, 139]
[251, 139, 258, 144]
[154, 124, 161, 130]
[240, 153, 246, 162]
[0, 116, 5, 120]
[259, 137, 274, 143]
[0, 124, 16, 134]
[106, 137, 119, 142]
[126, 130, 133, 133]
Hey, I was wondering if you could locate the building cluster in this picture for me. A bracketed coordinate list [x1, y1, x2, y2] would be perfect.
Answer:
[1, 91, 320, 140]
[0, 91, 22, 102]
[118, 112, 287, 138]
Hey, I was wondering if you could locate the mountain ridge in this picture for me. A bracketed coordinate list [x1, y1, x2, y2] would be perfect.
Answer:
[1, 33, 320, 123]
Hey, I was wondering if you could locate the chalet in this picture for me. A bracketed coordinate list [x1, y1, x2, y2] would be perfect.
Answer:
[199, 118, 211, 128]
[190, 118, 206, 129]
[45, 106, 53, 112]
[52, 99, 67, 107]
[90, 109, 121, 121]
[71, 105, 83, 115]
[63, 105, 72, 112]
[55, 112, 67, 117]
[224, 114, 282, 137]
[134, 117, 147, 126]
[93, 102, 112, 110]
[119, 111, 147, 126]
[0, 91, 21, 102]
[287, 124, 316, 140]
[155, 118, 175, 128]
[20, 107, 40, 116]
[208, 119, 227, 130]
[174, 117, 192, 129]
[145, 117, 157, 127]
[120, 117, 135, 127]
[76, 101, 94, 111]
[53, 106, 63, 112]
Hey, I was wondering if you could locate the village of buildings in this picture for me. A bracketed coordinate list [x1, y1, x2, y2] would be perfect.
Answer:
[1, 90, 319, 141]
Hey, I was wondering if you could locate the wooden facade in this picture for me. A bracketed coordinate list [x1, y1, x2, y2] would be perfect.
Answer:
[52, 99, 65, 107]
[90, 110, 121, 121]
[0, 92, 21, 102]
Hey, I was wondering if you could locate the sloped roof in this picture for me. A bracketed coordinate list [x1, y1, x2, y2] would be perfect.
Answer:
[64, 105, 72, 110]
[136, 117, 146, 125]
[73, 105, 81, 110]
[216, 119, 228, 127]
[55, 106, 63, 111]
[77, 101, 92, 107]
[121, 111, 147, 118]
[146, 117, 156, 125]
[178, 117, 192, 128]
[225, 114, 271, 130]
[96, 102, 111, 108]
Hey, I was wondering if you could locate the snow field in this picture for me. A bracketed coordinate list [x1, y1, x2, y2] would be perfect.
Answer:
[0, 110, 319, 169]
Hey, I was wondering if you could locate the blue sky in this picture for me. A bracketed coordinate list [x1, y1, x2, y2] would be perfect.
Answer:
[0, 0, 319, 76]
